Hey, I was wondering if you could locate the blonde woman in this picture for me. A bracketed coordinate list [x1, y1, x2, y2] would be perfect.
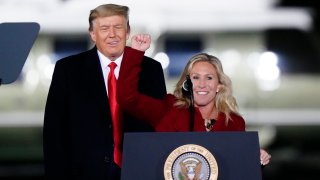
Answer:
[117, 34, 271, 165]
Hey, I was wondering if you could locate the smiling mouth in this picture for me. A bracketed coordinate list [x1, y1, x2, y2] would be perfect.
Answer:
[108, 40, 119, 46]
[196, 91, 208, 95]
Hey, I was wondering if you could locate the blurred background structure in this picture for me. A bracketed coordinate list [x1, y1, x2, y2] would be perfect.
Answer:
[1, 0, 320, 179]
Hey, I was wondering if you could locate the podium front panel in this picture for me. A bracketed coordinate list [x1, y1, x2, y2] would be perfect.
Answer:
[121, 132, 262, 180]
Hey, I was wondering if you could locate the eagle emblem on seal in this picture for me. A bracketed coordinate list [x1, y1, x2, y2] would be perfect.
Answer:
[179, 157, 203, 180]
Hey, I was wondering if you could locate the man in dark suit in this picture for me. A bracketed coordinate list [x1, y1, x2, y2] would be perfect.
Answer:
[43, 4, 166, 180]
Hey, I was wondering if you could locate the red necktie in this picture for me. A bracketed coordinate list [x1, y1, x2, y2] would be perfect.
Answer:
[108, 62, 122, 167]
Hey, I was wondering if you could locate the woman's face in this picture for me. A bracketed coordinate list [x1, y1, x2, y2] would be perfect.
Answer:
[189, 61, 221, 107]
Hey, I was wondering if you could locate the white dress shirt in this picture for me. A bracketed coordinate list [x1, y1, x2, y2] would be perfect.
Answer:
[97, 50, 123, 95]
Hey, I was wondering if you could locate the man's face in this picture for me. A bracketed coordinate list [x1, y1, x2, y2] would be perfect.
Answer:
[90, 15, 129, 60]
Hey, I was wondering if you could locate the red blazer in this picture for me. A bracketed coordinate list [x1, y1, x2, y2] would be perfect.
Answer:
[118, 47, 245, 132]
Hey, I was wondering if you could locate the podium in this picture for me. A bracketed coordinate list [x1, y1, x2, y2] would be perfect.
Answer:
[0, 22, 40, 85]
[121, 132, 262, 180]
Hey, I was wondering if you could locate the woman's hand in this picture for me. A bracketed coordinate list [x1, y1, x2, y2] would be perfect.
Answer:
[260, 148, 271, 166]
[131, 34, 151, 52]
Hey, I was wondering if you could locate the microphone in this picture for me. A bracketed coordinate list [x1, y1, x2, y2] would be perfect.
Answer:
[182, 75, 193, 93]
[205, 119, 216, 130]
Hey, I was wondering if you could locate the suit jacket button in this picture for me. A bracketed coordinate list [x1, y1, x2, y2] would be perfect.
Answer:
[104, 156, 110, 163]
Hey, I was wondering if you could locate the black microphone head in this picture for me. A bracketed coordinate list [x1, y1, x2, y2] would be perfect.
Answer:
[182, 75, 193, 92]
[205, 119, 216, 129]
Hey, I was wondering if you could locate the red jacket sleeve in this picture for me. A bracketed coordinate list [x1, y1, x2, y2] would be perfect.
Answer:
[117, 47, 168, 127]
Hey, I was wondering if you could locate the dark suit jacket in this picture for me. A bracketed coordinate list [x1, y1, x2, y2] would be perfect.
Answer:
[43, 46, 166, 180]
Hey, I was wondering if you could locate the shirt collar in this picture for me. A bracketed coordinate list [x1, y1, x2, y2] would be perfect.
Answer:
[97, 50, 123, 69]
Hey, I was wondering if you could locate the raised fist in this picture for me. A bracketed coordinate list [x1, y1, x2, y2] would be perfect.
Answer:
[131, 34, 151, 52]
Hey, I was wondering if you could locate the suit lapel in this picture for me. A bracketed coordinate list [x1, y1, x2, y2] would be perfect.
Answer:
[84, 47, 111, 120]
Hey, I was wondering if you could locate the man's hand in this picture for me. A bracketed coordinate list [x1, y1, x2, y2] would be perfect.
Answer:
[131, 34, 151, 52]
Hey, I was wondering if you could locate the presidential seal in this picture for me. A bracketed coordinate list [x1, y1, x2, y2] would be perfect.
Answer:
[164, 144, 218, 180]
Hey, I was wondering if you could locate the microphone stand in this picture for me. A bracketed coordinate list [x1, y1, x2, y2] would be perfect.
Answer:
[189, 90, 195, 131]
[185, 76, 195, 131]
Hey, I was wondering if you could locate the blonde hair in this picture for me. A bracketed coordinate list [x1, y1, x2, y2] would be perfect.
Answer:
[173, 53, 240, 122]
[88, 4, 130, 32]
